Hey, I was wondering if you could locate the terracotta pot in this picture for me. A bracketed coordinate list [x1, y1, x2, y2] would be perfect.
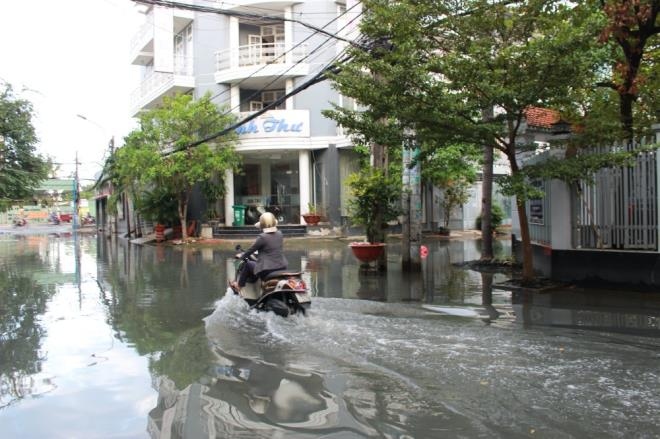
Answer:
[302, 214, 321, 225]
[154, 224, 166, 242]
[349, 242, 386, 263]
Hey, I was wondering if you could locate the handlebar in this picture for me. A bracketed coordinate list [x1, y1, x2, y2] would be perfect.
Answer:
[234, 245, 257, 261]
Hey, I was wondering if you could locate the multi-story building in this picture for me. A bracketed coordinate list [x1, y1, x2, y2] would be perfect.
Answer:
[129, 0, 362, 229]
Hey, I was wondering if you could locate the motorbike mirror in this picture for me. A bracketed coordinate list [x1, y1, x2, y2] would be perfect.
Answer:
[235, 244, 242, 251]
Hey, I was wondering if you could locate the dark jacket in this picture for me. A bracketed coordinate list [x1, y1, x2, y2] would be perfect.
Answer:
[242, 231, 288, 275]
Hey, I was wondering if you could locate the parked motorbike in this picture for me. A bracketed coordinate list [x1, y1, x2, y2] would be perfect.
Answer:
[48, 212, 60, 225]
[229, 245, 311, 317]
[82, 214, 95, 225]
[245, 204, 285, 226]
[13, 217, 27, 227]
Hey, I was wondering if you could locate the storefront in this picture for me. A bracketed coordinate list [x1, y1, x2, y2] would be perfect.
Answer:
[233, 151, 301, 225]
[222, 109, 312, 226]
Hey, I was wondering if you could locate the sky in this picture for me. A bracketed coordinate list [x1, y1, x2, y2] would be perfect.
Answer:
[0, 0, 143, 182]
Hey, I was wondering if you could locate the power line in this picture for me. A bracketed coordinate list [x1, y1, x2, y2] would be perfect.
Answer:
[204, 0, 363, 104]
[132, 0, 366, 48]
[167, 38, 364, 155]
[208, 7, 364, 114]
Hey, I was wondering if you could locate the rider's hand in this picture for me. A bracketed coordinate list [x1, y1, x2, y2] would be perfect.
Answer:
[235, 253, 243, 259]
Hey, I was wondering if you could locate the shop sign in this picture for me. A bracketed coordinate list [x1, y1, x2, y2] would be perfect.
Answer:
[236, 110, 310, 138]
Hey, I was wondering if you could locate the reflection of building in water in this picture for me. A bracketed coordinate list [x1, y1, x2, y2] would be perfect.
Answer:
[147, 354, 358, 438]
[512, 289, 660, 336]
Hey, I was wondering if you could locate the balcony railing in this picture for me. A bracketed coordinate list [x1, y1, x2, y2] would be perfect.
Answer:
[130, 8, 155, 56]
[130, 57, 194, 113]
[215, 43, 308, 72]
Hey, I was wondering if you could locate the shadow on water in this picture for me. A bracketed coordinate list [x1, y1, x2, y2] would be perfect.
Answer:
[1, 234, 659, 438]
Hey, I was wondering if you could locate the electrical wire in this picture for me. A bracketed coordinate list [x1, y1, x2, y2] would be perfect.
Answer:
[132, 0, 365, 48]
[197, 0, 351, 17]
[207, 6, 364, 114]
[166, 35, 367, 155]
[203, 0, 362, 104]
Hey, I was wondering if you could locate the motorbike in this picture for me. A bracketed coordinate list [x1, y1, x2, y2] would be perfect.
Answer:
[82, 215, 95, 225]
[229, 245, 311, 317]
[48, 212, 60, 225]
[245, 204, 285, 226]
[13, 217, 27, 227]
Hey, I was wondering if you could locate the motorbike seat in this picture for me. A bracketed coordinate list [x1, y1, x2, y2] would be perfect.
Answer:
[263, 270, 303, 280]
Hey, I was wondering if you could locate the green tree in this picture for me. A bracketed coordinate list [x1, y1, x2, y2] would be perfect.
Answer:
[327, 0, 621, 282]
[343, 144, 402, 245]
[591, 0, 659, 139]
[114, 93, 241, 240]
[422, 143, 481, 230]
[0, 83, 47, 209]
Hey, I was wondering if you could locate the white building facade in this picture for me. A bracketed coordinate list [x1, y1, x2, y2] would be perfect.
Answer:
[129, 0, 361, 227]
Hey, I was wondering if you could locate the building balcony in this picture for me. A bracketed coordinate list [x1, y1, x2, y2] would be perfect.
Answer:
[130, 61, 194, 116]
[129, 7, 193, 65]
[214, 43, 309, 85]
[130, 9, 155, 65]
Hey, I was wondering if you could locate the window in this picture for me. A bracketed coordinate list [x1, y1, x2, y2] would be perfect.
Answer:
[174, 24, 193, 75]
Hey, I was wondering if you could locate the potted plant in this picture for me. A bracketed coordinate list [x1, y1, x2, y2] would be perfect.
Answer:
[301, 202, 322, 225]
[138, 187, 179, 242]
[346, 169, 401, 264]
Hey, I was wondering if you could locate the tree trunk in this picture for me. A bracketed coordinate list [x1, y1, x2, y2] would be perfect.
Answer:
[516, 198, 535, 281]
[509, 155, 535, 282]
[371, 136, 389, 271]
[620, 92, 635, 141]
[124, 195, 131, 239]
[481, 143, 494, 260]
[179, 198, 188, 241]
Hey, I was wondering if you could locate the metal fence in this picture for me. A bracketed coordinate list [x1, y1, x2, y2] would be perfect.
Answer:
[573, 137, 659, 250]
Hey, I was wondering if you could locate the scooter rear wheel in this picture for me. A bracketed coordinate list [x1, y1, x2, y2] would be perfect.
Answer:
[263, 298, 290, 317]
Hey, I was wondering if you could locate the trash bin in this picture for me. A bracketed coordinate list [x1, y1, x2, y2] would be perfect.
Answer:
[232, 205, 246, 226]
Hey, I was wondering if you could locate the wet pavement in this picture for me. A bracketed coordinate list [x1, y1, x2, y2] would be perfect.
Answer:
[0, 231, 658, 438]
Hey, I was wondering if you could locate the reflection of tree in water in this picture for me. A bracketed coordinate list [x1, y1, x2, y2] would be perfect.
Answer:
[355, 273, 386, 301]
[474, 238, 508, 259]
[0, 253, 56, 409]
[149, 325, 212, 390]
[97, 242, 221, 356]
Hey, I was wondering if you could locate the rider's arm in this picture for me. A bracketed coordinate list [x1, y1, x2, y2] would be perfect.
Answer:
[241, 235, 265, 260]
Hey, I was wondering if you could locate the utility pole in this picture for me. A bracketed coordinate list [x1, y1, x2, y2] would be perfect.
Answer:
[73, 151, 80, 230]
[402, 130, 422, 272]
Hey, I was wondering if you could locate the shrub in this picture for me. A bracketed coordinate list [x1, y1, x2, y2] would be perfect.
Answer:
[476, 203, 504, 232]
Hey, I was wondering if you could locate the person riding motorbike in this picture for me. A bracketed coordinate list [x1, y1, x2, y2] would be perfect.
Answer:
[230, 212, 288, 292]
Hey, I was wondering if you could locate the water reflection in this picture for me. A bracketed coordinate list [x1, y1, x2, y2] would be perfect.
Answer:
[149, 331, 354, 438]
[0, 248, 57, 409]
[1, 234, 659, 438]
[512, 288, 660, 336]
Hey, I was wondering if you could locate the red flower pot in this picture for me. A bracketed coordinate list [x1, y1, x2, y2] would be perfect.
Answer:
[349, 242, 386, 263]
[154, 224, 166, 242]
[302, 214, 321, 225]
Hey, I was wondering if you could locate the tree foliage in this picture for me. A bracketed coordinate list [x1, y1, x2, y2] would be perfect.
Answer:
[0, 83, 48, 209]
[110, 93, 241, 239]
[591, 0, 659, 138]
[327, 0, 630, 280]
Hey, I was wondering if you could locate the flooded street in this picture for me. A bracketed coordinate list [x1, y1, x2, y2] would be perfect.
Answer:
[0, 232, 658, 438]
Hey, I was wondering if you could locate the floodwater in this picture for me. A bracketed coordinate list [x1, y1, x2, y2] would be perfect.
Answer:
[0, 232, 658, 438]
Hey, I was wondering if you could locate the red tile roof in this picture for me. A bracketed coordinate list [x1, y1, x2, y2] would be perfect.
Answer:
[524, 107, 561, 129]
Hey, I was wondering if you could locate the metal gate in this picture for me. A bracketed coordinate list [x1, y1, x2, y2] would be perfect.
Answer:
[573, 140, 658, 250]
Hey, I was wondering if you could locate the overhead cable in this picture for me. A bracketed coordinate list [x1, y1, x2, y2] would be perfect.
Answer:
[132, 0, 367, 49]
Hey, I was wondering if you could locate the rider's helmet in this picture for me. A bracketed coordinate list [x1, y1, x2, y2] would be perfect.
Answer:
[257, 212, 278, 233]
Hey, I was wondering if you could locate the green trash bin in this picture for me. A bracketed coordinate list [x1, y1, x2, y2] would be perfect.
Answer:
[232, 205, 246, 226]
